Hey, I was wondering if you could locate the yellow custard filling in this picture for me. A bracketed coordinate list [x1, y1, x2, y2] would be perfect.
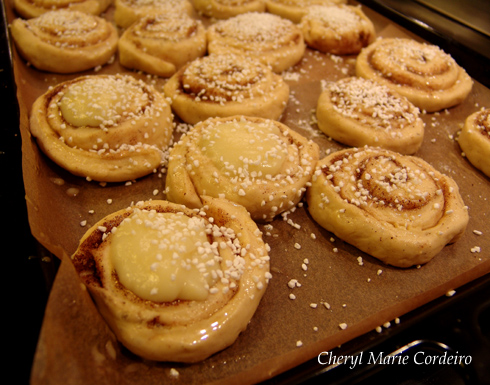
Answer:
[59, 77, 147, 127]
[199, 120, 288, 177]
[110, 210, 219, 302]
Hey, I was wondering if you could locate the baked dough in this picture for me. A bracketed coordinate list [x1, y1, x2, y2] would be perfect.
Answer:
[191, 0, 266, 19]
[300, 4, 375, 55]
[265, 0, 346, 23]
[458, 108, 490, 178]
[118, 13, 207, 77]
[166, 115, 319, 221]
[29, 74, 174, 182]
[10, 10, 118, 74]
[71, 197, 271, 362]
[206, 12, 305, 73]
[114, 0, 194, 28]
[306, 147, 469, 267]
[316, 77, 424, 154]
[163, 53, 290, 124]
[13, 0, 112, 19]
[356, 38, 473, 112]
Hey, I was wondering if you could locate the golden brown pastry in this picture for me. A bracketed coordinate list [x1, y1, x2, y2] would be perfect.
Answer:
[300, 4, 375, 55]
[306, 147, 469, 267]
[163, 53, 290, 124]
[118, 13, 207, 77]
[166, 115, 319, 221]
[206, 12, 305, 73]
[114, 0, 194, 28]
[458, 108, 490, 178]
[71, 197, 271, 362]
[13, 0, 112, 19]
[265, 0, 346, 23]
[316, 77, 424, 154]
[29, 74, 174, 182]
[356, 38, 473, 112]
[10, 10, 118, 74]
[191, 0, 266, 19]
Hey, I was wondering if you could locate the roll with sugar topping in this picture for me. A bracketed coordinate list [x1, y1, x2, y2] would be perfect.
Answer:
[10, 10, 118, 73]
[29, 74, 174, 182]
[71, 198, 271, 362]
[306, 147, 469, 267]
[13, 0, 112, 19]
[266, 0, 347, 23]
[166, 115, 319, 222]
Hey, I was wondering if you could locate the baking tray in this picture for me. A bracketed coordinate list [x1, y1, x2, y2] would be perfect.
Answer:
[2, 1, 489, 383]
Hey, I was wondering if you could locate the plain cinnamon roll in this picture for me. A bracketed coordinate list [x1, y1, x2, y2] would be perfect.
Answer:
[71, 197, 271, 362]
[114, 0, 194, 28]
[13, 0, 111, 19]
[300, 4, 375, 55]
[10, 10, 118, 73]
[166, 115, 319, 222]
[356, 38, 473, 112]
[316, 77, 424, 154]
[265, 0, 346, 23]
[306, 147, 469, 267]
[458, 108, 490, 178]
[191, 0, 266, 19]
[206, 12, 305, 73]
[118, 13, 207, 77]
[29, 74, 174, 182]
[163, 53, 290, 124]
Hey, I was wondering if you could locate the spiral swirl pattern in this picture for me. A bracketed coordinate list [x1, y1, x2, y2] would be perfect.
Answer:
[356, 38, 473, 112]
[29, 74, 174, 182]
[13, 0, 112, 18]
[10, 10, 118, 73]
[164, 54, 290, 124]
[306, 147, 469, 267]
[71, 198, 270, 362]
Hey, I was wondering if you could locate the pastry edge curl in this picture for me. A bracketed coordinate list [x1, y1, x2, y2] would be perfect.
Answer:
[458, 109, 490, 178]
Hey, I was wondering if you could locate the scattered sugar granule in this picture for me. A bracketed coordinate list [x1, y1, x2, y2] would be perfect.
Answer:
[383, 322, 391, 328]
[357, 256, 363, 266]
[107, 199, 113, 204]
[80, 220, 87, 227]
[288, 279, 301, 289]
[322, 302, 331, 310]
[473, 230, 483, 236]
[169, 368, 179, 378]
[289, 293, 296, 300]
[377, 269, 383, 276]
[471, 246, 481, 253]
[310, 303, 318, 309]
[446, 290, 456, 297]
[339, 323, 348, 330]
[296, 340, 303, 347]
[294, 243, 302, 250]
[376, 326, 383, 333]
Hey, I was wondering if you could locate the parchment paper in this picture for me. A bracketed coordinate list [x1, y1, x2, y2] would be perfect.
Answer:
[5, 1, 489, 383]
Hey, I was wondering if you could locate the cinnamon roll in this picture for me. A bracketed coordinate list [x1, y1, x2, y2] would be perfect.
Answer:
[163, 53, 290, 124]
[114, 0, 194, 28]
[458, 108, 490, 178]
[191, 0, 266, 19]
[10, 10, 118, 74]
[300, 4, 375, 55]
[166, 115, 319, 222]
[306, 147, 469, 267]
[71, 197, 271, 362]
[13, 0, 112, 19]
[206, 12, 305, 73]
[265, 0, 346, 23]
[118, 13, 207, 78]
[29, 74, 174, 182]
[316, 77, 424, 154]
[356, 38, 473, 112]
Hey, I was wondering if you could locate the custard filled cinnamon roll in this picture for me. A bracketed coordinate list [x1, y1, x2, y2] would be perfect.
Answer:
[71, 198, 271, 362]
[191, 0, 266, 19]
[458, 108, 490, 178]
[166, 115, 319, 222]
[10, 10, 118, 73]
[114, 0, 194, 28]
[29, 74, 174, 182]
[265, 0, 346, 23]
[356, 38, 473, 112]
[300, 4, 375, 55]
[163, 53, 290, 124]
[118, 13, 207, 77]
[13, 0, 112, 19]
[206, 12, 305, 73]
[316, 77, 424, 154]
[306, 147, 469, 267]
